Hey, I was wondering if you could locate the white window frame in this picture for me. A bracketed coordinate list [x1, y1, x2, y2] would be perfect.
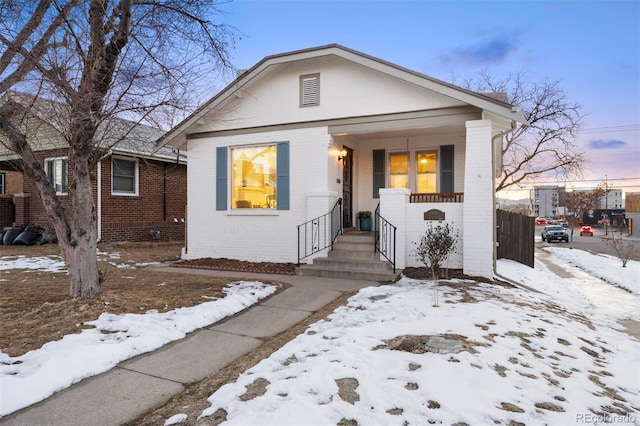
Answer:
[0, 172, 5, 194]
[388, 149, 439, 193]
[111, 156, 139, 196]
[44, 157, 69, 195]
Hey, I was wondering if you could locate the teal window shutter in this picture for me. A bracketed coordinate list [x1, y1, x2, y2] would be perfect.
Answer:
[276, 141, 290, 210]
[216, 147, 228, 210]
[440, 145, 454, 193]
[372, 149, 385, 198]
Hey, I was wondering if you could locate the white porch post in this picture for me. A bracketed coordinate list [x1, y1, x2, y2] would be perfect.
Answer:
[463, 119, 495, 279]
[379, 188, 410, 269]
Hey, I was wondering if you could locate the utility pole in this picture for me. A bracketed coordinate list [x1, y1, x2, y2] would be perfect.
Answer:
[605, 175, 609, 235]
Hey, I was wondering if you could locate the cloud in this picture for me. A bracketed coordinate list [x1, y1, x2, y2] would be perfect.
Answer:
[457, 38, 516, 64]
[589, 139, 628, 149]
[441, 32, 520, 67]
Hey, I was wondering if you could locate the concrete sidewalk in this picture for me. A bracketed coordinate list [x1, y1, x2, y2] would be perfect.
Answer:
[0, 268, 379, 426]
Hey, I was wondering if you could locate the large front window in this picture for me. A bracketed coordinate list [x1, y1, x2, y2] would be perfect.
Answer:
[0, 172, 5, 194]
[45, 157, 68, 195]
[231, 145, 277, 209]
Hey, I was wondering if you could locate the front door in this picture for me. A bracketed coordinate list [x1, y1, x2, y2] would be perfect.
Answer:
[342, 146, 353, 228]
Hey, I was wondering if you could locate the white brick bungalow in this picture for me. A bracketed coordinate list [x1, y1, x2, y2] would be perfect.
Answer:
[156, 44, 524, 280]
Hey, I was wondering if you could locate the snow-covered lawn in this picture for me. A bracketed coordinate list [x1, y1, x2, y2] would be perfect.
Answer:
[1, 248, 639, 425]
[0, 275, 277, 416]
[192, 250, 639, 425]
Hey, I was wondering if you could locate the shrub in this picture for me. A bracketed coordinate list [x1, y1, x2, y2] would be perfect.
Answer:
[414, 222, 460, 280]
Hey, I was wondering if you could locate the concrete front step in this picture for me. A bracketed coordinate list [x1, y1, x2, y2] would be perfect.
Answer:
[328, 250, 380, 260]
[295, 264, 398, 282]
[294, 231, 399, 282]
[313, 257, 392, 272]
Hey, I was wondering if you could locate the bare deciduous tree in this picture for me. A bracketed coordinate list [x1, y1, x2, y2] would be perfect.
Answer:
[461, 71, 586, 192]
[602, 228, 638, 268]
[563, 187, 604, 248]
[0, 0, 236, 298]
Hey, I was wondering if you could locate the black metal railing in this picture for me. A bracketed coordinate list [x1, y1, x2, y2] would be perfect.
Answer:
[374, 203, 397, 273]
[297, 198, 342, 264]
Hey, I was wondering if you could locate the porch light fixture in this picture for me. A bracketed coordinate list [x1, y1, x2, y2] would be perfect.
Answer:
[337, 149, 347, 162]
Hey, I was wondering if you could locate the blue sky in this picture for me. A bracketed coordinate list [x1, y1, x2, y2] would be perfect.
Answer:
[212, 0, 639, 197]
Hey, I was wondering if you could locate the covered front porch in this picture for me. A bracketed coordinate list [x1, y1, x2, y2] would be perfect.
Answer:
[299, 117, 505, 280]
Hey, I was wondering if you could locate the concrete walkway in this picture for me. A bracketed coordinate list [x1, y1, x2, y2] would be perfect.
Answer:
[0, 268, 379, 426]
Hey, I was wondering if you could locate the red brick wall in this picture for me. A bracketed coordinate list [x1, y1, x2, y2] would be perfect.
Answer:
[16, 150, 186, 242]
[0, 169, 23, 195]
[99, 158, 187, 242]
[0, 195, 14, 228]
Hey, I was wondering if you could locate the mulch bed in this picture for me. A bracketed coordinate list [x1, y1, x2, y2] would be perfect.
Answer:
[173, 257, 298, 275]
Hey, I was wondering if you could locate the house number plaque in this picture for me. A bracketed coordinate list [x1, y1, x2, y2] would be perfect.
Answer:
[424, 209, 445, 221]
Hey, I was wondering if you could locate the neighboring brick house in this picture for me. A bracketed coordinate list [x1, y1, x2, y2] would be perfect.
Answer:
[0, 94, 186, 242]
[156, 44, 525, 279]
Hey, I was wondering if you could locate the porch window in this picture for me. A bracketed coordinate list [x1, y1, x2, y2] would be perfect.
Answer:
[389, 153, 408, 189]
[45, 157, 68, 195]
[231, 145, 277, 209]
[0, 172, 4, 194]
[416, 151, 437, 193]
[112, 157, 138, 196]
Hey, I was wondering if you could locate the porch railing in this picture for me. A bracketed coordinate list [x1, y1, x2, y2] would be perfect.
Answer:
[374, 203, 396, 273]
[297, 198, 342, 265]
[410, 192, 464, 203]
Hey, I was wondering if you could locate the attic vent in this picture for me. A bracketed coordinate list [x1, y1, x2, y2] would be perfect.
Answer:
[300, 73, 320, 107]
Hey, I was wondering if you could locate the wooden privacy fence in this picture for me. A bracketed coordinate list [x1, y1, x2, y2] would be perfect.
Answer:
[496, 209, 534, 268]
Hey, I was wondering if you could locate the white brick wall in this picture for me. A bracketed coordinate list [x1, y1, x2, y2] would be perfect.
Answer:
[462, 120, 494, 278]
[184, 126, 333, 263]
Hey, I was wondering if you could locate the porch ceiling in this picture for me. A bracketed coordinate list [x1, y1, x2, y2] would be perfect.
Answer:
[328, 106, 479, 140]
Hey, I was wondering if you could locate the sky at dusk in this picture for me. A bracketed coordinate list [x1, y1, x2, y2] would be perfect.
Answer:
[206, 0, 639, 198]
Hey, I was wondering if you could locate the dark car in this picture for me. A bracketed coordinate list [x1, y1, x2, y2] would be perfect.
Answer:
[541, 225, 569, 243]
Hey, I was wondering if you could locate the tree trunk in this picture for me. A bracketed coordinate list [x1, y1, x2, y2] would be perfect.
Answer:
[63, 150, 101, 298]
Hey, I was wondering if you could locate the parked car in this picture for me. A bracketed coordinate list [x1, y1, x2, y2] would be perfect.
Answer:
[541, 225, 569, 243]
[560, 221, 569, 228]
[580, 225, 594, 236]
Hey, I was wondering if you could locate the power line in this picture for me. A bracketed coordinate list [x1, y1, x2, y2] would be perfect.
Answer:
[578, 124, 640, 134]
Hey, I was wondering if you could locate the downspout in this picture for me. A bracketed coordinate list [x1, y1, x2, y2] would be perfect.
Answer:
[163, 163, 167, 222]
[96, 151, 112, 243]
[491, 129, 505, 282]
[491, 121, 538, 290]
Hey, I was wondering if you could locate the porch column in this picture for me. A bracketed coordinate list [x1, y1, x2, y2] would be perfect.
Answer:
[379, 188, 410, 269]
[463, 119, 495, 279]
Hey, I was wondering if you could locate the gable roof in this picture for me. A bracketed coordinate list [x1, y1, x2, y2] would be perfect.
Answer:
[0, 91, 184, 164]
[156, 44, 525, 150]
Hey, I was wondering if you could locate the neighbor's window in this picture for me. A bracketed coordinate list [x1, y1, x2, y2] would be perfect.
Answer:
[45, 157, 68, 195]
[231, 145, 277, 209]
[112, 157, 138, 195]
[0, 172, 5, 194]
[300, 73, 320, 107]
[389, 153, 408, 189]
[416, 151, 437, 193]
